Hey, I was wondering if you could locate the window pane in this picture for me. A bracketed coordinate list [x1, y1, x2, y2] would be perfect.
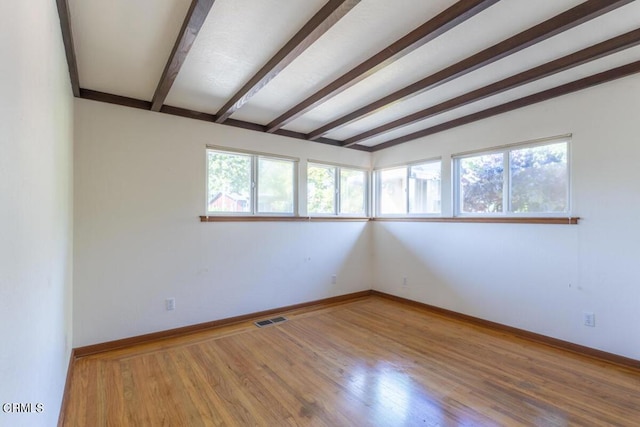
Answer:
[207, 151, 251, 213]
[340, 168, 366, 215]
[258, 157, 295, 213]
[459, 153, 504, 213]
[409, 162, 441, 214]
[379, 167, 407, 214]
[308, 164, 336, 214]
[510, 142, 568, 213]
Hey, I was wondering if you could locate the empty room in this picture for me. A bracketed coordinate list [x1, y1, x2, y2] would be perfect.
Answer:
[2, 0, 640, 425]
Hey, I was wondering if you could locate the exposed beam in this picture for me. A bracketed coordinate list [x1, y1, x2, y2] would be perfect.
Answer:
[372, 60, 640, 151]
[151, 0, 215, 112]
[56, 0, 80, 97]
[309, 0, 634, 140]
[80, 89, 152, 110]
[162, 106, 356, 148]
[78, 89, 371, 151]
[215, 0, 361, 124]
[265, 0, 499, 133]
[344, 27, 640, 147]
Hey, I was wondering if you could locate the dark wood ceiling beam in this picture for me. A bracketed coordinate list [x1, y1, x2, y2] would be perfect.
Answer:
[215, 0, 361, 124]
[160, 109, 372, 149]
[264, 0, 500, 133]
[151, 0, 215, 112]
[372, 60, 640, 151]
[56, 0, 80, 97]
[77, 89, 371, 151]
[344, 27, 640, 147]
[309, 0, 634, 140]
[80, 89, 152, 110]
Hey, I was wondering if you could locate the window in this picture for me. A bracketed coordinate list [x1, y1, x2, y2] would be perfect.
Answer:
[340, 168, 367, 215]
[257, 157, 295, 214]
[307, 163, 367, 216]
[307, 164, 336, 214]
[376, 160, 441, 216]
[454, 138, 569, 215]
[207, 148, 297, 215]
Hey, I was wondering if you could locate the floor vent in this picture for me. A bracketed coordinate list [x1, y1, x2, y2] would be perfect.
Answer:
[254, 316, 288, 328]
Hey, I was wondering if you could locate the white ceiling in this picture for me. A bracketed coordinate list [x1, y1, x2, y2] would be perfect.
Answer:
[70, 0, 192, 100]
[165, 0, 328, 114]
[231, 0, 459, 124]
[277, 0, 586, 133]
[68, 0, 640, 150]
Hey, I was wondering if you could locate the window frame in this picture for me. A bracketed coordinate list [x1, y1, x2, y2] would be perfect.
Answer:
[453, 136, 571, 217]
[306, 160, 369, 217]
[206, 146, 299, 216]
[374, 158, 442, 217]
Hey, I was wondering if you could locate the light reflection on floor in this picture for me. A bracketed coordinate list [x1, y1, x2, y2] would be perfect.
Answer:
[346, 361, 446, 425]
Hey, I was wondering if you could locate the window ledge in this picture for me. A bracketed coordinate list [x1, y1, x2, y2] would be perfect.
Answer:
[372, 217, 579, 224]
[200, 216, 371, 222]
[200, 216, 578, 224]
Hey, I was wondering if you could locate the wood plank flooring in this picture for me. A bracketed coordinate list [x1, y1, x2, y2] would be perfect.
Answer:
[63, 296, 640, 426]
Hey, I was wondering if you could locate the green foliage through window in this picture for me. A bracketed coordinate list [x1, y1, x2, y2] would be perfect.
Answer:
[307, 164, 336, 214]
[456, 140, 568, 215]
[307, 163, 367, 216]
[459, 154, 504, 213]
[207, 149, 297, 215]
[207, 151, 251, 213]
[510, 143, 567, 213]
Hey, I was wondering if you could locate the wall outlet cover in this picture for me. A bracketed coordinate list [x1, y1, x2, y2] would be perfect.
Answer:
[584, 312, 595, 327]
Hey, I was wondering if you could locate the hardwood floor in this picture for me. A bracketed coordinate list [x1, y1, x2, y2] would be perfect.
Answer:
[63, 296, 640, 426]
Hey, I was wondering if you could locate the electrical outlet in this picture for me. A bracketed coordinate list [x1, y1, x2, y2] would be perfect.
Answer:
[584, 312, 595, 327]
[331, 275, 337, 284]
[166, 298, 176, 311]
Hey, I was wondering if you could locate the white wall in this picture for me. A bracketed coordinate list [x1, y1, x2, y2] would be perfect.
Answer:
[0, 2, 74, 426]
[73, 100, 372, 346]
[372, 74, 640, 360]
[73, 63, 640, 362]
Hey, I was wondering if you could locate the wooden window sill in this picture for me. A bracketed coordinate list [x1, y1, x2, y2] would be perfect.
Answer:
[372, 217, 579, 224]
[200, 216, 579, 224]
[200, 216, 371, 222]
